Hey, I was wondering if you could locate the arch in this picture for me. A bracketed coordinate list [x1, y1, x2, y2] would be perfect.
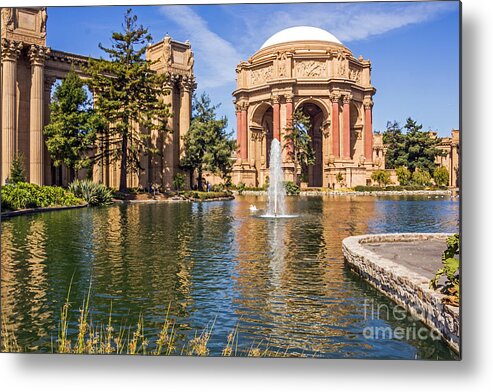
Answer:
[294, 100, 328, 187]
[250, 101, 272, 127]
[294, 97, 330, 119]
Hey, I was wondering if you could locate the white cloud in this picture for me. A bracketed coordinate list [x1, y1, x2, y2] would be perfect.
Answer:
[159, 5, 241, 89]
[232, 2, 456, 51]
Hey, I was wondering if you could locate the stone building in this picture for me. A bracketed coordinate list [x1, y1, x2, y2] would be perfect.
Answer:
[0, 7, 195, 189]
[232, 26, 383, 188]
[435, 129, 460, 188]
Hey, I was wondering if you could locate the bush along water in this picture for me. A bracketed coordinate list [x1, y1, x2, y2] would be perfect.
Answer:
[68, 179, 114, 206]
[430, 234, 460, 306]
[1, 182, 84, 211]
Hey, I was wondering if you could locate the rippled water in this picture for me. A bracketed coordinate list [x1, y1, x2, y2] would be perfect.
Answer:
[1, 195, 459, 358]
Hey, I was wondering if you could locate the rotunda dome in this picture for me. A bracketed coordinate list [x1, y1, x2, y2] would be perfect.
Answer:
[260, 26, 342, 49]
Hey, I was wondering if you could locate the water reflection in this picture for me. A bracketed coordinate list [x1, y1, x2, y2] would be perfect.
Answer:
[1, 195, 459, 358]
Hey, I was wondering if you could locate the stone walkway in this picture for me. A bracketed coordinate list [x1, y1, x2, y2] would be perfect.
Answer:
[362, 239, 447, 280]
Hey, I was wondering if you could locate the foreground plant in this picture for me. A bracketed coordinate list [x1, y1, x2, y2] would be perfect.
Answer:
[68, 179, 113, 206]
[430, 234, 460, 306]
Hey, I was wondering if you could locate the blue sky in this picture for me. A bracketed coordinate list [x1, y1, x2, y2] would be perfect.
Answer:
[47, 1, 459, 137]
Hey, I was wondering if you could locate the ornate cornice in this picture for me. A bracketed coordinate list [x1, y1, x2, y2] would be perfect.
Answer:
[1, 38, 23, 62]
[28, 44, 50, 66]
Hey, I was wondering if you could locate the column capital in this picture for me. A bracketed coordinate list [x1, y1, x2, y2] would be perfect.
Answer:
[234, 100, 248, 112]
[271, 94, 280, 104]
[285, 93, 294, 103]
[329, 92, 341, 103]
[180, 75, 196, 92]
[1, 38, 23, 62]
[342, 93, 353, 104]
[28, 45, 50, 66]
[44, 76, 57, 93]
[363, 97, 374, 109]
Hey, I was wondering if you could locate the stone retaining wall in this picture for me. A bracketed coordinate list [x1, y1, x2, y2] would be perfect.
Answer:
[342, 233, 460, 354]
[1, 203, 88, 219]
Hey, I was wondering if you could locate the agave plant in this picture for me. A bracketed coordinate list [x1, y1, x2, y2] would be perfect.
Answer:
[68, 179, 114, 206]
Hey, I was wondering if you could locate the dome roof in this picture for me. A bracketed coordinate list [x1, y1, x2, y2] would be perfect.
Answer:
[260, 26, 342, 49]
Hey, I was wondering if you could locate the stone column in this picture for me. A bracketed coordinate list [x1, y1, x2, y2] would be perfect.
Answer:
[284, 94, 294, 158]
[330, 93, 340, 158]
[28, 45, 50, 185]
[162, 76, 175, 189]
[342, 93, 352, 160]
[235, 104, 242, 160]
[1, 39, 23, 184]
[44, 76, 56, 185]
[272, 95, 280, 141]
[240, 103, 248, 161]
[363, 97, 374, 162]
[179, 76, 193, 157]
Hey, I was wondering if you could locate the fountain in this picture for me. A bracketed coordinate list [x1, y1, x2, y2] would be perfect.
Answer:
[260, 138, 296, 218]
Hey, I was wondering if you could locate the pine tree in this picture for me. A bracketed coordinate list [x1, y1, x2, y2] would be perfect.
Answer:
[181, 93, 236, 190]
[44, 70, 98, 180]
[8, 153, 26, 184]
[86, 9, 171, 191]
[383, 118, 445, 175]
[284, 108, 315, 184]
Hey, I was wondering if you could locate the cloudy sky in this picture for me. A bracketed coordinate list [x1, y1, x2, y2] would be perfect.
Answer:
[47, 1, 460, 136]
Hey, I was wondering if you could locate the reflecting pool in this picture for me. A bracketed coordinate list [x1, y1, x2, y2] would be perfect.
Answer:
[1, 194, 459, 358]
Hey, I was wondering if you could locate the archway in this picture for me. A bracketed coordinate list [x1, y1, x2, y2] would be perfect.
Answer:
[294, 101, 326, 187]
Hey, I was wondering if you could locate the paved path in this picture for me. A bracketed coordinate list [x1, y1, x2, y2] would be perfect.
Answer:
[361, 239, 447, 279]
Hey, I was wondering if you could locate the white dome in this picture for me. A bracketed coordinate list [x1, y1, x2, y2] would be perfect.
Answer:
[260, 26, 342, 49]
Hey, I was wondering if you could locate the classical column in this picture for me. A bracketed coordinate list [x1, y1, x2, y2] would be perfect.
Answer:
[1, 39, 23, 184]
[28, 45, 50, 185]
[240, 103, 248, 161]
[44, 76, 56, 185]
[330, 93, 340, 158]
[342, 93, 352, 160]
[162, 75, 175, 187]
[363, 97, 374, 162]
[179, 76, 194, 156]
[272, 95, 280, 141]
[284, 94, 294, 158]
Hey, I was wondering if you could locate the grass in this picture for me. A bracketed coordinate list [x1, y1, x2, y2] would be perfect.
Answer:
[1, 283, 307, 357]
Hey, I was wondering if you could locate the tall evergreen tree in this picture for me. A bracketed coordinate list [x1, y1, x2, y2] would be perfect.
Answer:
[383, 118, 445, 174]
[284, 108, 315, 184]
[86, 9, 171, 191]
[181, 93, 236, 190]
[44, 70, 98, 180]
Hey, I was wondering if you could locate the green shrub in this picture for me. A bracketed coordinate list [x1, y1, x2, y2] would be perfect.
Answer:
[68, 179, 113, 206]
[172, 173, 185, 191]
[7, 153, 26, 184]
[283, 181, 300, 195]
[354, 185, 426, 192]
[183, 191, 232, 200]
[412, 168, 432, 186]
[433, 166, 449, 187]
[1, 182, 83, 211]
[210, 183, 224, 192]
[236, 182, 246, 195]
[371, 170, 391, 187]
[395, 166, 411, 186]
[430, 234, 459, 305]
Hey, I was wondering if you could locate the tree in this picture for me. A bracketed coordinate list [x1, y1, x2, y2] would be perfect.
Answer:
[44, 71, 98, 180]
[395, 166, 411, 186]
[383, 118, 445, 175]
[181, 93, 236, 190]
[86, 9, 171, 191]
[412, 168, 432, 186]
[8, 153, 26, 184]
[433, 166, 449, 187]
[284, 108, 315, 184]
[371, 169, 391, 187]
